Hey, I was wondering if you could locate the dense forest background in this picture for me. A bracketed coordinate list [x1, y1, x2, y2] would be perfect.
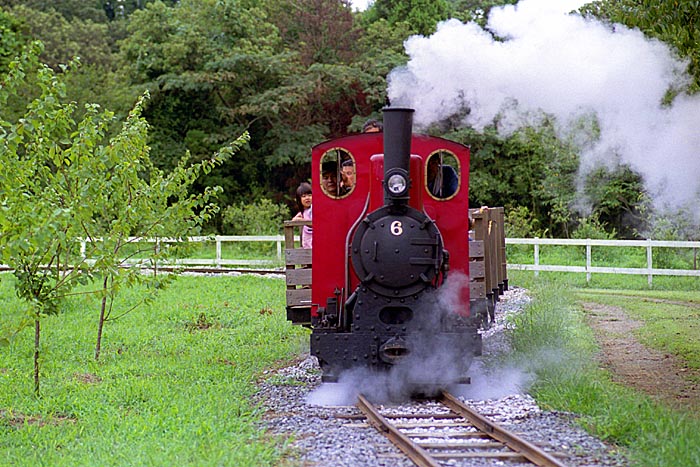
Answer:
[1, 0, 699, 239]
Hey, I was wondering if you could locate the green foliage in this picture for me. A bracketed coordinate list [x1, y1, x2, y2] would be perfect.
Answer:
[507, 278, 700, 467]
[366, 0, 450, 36]
[5, 0, 696, 239]
[447, 122, 580, 237]
[445, 0, 519, 26]
[0, 44, 246, 390]
[222, 199, 288, 235]
[0, 7, 28, 72]
[4, 5, 114, 70]
[504, 205, 541, 238]
[571, 216, 616, 240]
[581, 165, 648, 239]
[580, 0, 700, 92]
[0, 0, 108, 23]
[507, 279, 594, 361]
[0, 275, 309, 466]
[642, 205, 700, 241]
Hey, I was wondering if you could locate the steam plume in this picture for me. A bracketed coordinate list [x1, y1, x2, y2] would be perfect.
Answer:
[387, 0, 700, 212]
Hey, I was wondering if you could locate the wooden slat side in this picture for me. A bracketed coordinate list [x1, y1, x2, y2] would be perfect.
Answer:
[286, 268, 312, 286]
[470, 282, 486, 299]
[469, 240, 484, 259]
[285, 248, 312, 266]
[470, 261, 485, 279]
[287, 288, 312, 307]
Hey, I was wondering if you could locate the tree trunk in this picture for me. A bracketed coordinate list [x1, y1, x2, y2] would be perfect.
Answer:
[34, 318, 40, 396]
[95, 276, 109, 361]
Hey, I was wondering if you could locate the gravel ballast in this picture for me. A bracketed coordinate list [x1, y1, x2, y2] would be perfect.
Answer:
[256, 287, 629, 466]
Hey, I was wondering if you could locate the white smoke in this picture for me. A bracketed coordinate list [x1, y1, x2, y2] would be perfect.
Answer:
[387, 0, 700, 212]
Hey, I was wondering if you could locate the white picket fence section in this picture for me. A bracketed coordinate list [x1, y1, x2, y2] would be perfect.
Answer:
[507, 238, 700, 285]
[4, 236, 700, 285]
[79, 235, 287, 268]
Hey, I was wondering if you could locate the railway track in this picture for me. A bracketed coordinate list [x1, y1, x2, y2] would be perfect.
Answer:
[356, 390, 568, 467]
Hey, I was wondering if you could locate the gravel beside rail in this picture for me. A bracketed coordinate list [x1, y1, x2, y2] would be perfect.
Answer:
[256, 287, 629, 467]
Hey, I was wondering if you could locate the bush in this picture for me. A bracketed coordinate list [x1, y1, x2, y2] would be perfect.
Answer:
[571, 216, 616, 240]
[222, 198, 288, 235]
[505, 205, 541, 238]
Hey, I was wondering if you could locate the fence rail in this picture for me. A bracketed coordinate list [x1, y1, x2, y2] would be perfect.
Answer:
[3, 236, 699, 285]
[507, 238, 700, 285]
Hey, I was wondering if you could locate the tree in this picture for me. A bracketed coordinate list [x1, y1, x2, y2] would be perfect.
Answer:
[0, 43, 242, 393]
[0, 0, 107, 23]
[364, 0, 450, 36]
[445, 0, 518, 25]
[118, 0, 381, 219]
[580, 0, 700, 92]
[4, 5, 114, 70]
[581, 165, 648, 239]
[0, 7, 28, 73]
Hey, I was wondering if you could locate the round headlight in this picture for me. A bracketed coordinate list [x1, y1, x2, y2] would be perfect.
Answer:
[387, 174, 407, 194]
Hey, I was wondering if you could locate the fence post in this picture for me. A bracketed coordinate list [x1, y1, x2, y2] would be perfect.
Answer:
[646, 239, 653, 287]
[277, 235, 282, 261]
[80, 240, 87, 260]
[534, 238, 540, 277]
[586, 239, 592, 283]
[216, 236, 222, 268]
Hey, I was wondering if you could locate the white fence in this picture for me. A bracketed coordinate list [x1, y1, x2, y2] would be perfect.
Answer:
[80, 235, 287, 268]
[507, 238, 700, 285]
[4, 236, 700, 285]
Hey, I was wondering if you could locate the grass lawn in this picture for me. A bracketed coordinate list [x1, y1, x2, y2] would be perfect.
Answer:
[0, 274, 309, 467]
[506, 270, 700, 467]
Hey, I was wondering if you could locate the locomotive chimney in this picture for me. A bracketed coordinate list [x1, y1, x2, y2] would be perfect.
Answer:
[382, 107, 414, 205]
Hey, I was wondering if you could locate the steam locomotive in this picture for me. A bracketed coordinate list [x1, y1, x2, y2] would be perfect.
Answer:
[284, 107, 507, 386]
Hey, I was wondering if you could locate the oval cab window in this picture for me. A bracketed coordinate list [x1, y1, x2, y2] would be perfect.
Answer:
[426, 150, 460, 200]
[320, 148, 355, 199]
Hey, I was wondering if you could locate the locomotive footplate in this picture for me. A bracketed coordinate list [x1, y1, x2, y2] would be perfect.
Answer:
[311, 328, 481, 383]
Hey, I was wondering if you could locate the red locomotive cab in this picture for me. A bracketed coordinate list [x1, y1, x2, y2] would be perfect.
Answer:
[310, 132, 472, 325]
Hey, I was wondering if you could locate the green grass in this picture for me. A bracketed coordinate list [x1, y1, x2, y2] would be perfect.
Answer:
[508, 268, 700, 292]
[0, 274, 308, 467]
[505, 274, 700, 467]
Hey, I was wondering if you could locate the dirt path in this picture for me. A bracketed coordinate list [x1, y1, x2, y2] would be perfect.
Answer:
[581, 301, 700, 414]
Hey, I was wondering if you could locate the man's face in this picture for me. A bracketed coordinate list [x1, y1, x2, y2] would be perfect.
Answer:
[427, 157, 439, 181]
[321, 171, 338, 194]
[341, 166, 355, 188]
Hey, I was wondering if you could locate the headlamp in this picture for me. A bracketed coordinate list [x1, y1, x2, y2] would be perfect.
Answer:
[387, 174, 407, 195]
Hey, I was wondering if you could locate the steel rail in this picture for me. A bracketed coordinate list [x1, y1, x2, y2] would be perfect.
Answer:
[356, 394, 441, 467]
[440, 390, 568, 467]
[356, 391, 569, 467]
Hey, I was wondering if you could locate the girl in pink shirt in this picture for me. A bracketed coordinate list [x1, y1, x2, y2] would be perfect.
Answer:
[292, 182, 313, 248]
